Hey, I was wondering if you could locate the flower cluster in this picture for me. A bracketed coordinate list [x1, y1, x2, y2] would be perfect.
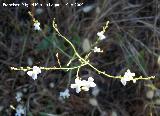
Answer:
[15, 92, 23, 102]
[27, 66, 41, 80]
[121, 69, 136, 86]
[97, 31, 106, 40]
[10, 15, 155, 100]
[15, 104, 25, 116]
[93, 47, 103, 53]
[33, 21, 41, 31]
[71, 77, 96, 93]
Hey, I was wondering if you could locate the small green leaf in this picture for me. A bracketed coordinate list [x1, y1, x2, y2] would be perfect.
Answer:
[72, 34, 81, 46]
[36, 36, 55, 51]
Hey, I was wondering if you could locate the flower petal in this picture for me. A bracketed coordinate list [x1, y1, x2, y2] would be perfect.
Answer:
[27, 71, 33, 77]
[75, 87, 81, 93]
[121, 78, 127, 86]
[33, 66, 41, 74]
[32, 73, 37, 80]
[82, 86, 89, 91]
[88, 77, 94, 82]
[90, 82, 96, 87]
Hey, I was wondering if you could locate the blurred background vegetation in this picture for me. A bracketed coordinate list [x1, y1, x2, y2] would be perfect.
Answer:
[0, 0, 160, 115]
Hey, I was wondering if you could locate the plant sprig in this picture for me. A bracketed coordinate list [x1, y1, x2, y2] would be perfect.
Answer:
[11, 12, 155, 85]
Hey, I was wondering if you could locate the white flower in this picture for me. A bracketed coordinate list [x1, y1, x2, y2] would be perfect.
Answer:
[87, 77, 96, 87]
[27, 66, 41, 80]
[33, 21, 41, 31]
[121, 69, 135, 86]
[15, 92, 23, 102]
[71, 78, 83, 93]
[81, 80, 90, 91]
[71, 77, 96, 93]
[81, 77, 96, 91]
[60, 89, 70, 99]
[93, 47, 103, 53]
[97, 31, 106, 40]
[15, 104, 25, 116]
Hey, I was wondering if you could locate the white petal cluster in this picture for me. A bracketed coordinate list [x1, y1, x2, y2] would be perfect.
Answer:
[121, 69, 136, 86]
[97, 31, 106, 40]
[15, 104, 25, 116]
[15, 92, 23, 102]
[93, 47, 103, 53]
[27, 66, 41, 80]
[33, 21, 41, 31]
[60, 89, 70, 99]
[71, 77, 96, 93]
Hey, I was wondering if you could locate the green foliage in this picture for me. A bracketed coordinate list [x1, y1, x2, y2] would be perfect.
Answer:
[39, 112, 50, 116]
[27, 112, 33, 116]
[117, 33, 147, 75]
[36, 32, 81, 59]
[71, 34, 81, 47]
[36, 33, 67, 56]
[138, 50, 147, 72]
[36, 35, 54, 51]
